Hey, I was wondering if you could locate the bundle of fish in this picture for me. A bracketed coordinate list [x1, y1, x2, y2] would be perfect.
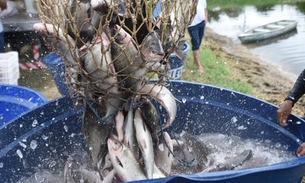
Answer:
[33, 0, 198, 182]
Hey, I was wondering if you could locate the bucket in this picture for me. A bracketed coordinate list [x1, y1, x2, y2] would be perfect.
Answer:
[42, 52, 69, 96]
[0, 80, 305, 183]
[0, 84, 48, 126]
[169, 41, 189, 80]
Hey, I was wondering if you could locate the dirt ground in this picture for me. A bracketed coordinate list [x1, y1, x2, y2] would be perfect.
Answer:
[203, 28, 305, 116]
[17, 28, 305, 116]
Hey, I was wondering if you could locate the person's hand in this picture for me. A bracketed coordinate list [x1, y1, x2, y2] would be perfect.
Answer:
[276, 100, 293, 126]
[297, 143, 305, 156]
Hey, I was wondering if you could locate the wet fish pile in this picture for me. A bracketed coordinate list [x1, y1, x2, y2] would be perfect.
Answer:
[17, 131, 295, 183]
[33, 0, 198, 182]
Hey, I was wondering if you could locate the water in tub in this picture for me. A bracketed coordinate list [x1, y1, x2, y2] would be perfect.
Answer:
[15, 131, 295, 182]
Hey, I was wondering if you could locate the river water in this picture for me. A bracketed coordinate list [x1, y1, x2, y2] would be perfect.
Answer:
[208, 2, 305, 78]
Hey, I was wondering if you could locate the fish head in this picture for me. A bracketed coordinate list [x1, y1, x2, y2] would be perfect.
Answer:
[107, 137, 123, 157]
[140, 31, 165, 62]
[112, 24, 132, 44]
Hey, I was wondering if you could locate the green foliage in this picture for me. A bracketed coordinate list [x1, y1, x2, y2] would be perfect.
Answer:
[181, 48, 252, 94]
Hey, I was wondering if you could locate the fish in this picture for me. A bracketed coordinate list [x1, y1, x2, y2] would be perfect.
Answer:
[140, 31, 165, 62]
[134, 108, 155, 179]
[110, 24, 147, 92]
[138, 84, 177, 129]
[33, 23, 81, 92]
[67, 0, 93, 46]
[91, 0, 125, 16]
[123, 107, 139, 155]
[170, 131, 211, 175]
[181, 130, 211, 170]
[139, 97, 160, 146]
[203, 149, 253, 172]
[83, 103, 113, 169]
[115, 110, 124, 142]
[153, 164, 166, 179]
[99, 153, 113, 177]
[33, 23, 79, 65]
[107, 137, 147, 181]
[146, 61, 166, 73]
[111, 24, 164, 93]
[80, 31, 119, 95]
[154, 132, 174, 176]
[101, 169, 116, 183]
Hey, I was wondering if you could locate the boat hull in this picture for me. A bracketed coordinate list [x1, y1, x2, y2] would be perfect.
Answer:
[238, 20, 297, 43]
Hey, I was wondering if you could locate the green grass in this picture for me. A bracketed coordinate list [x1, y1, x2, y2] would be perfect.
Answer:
[181, 47, 252, 94]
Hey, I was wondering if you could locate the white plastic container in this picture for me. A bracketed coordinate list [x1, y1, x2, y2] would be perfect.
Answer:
[0, 51, 19, 85]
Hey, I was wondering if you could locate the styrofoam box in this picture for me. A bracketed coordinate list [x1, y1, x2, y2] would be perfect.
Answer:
[0, 51, 19, 85]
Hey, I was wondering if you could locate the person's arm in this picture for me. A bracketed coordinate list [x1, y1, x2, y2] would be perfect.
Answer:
[285, 69, 305, 105]
[277, 69, 305, 126]
[0, 0, 7, 10]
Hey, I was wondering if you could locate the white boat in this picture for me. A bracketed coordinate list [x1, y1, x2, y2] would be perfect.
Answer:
[238, 20, 298, 43]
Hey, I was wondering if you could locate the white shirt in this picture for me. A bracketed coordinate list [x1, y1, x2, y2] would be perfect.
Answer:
[0, 1, 18, 32]
[189, 0, 207, 27]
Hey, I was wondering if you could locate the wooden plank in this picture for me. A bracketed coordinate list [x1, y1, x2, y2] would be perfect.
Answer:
[266, 24, 285, 29]
[253, 28, 271, 32]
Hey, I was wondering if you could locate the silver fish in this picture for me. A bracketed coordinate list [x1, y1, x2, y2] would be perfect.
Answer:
[123, 107, 139, 156]
[181, 130, 211, 170]
[203, 149, 253, 172]
[101, 169, 116, 183]
[115, 110, 124, 142]
[154, 132, 174, 176]
[91, 0, 125, 15]
[111, 24, 164, 92]
[99, 153, 112, 177]
[107, 137, 146, 181]
[33, 23, 81, 91]
[138, 84, 177, 129]
[33, 23, 79, 65]
[83, 103, 112, 169]
[153, 164, 166, 179]
[139, 97, 160, 146]
[140, 31, 165, 62]
[171, 131, 211, 174]
[80, 31, 119, 95]
[134, 108, 154, 179]
[111, 24, 146, 92]
[68, 0, 93, 45]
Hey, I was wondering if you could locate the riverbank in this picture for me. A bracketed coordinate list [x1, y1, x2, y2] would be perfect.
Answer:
[200, 27, 304, 116]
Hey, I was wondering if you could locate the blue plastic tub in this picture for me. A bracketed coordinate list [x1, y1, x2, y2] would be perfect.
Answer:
[0, 80, 305, 183]
[42, 52, 69, 95]
[169, 41, 189, 80]
[0, 84, 48, 126]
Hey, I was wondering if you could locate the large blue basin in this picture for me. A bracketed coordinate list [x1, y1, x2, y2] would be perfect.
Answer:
[0, 80, 305, 183]
[0, 84, 48, 126]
